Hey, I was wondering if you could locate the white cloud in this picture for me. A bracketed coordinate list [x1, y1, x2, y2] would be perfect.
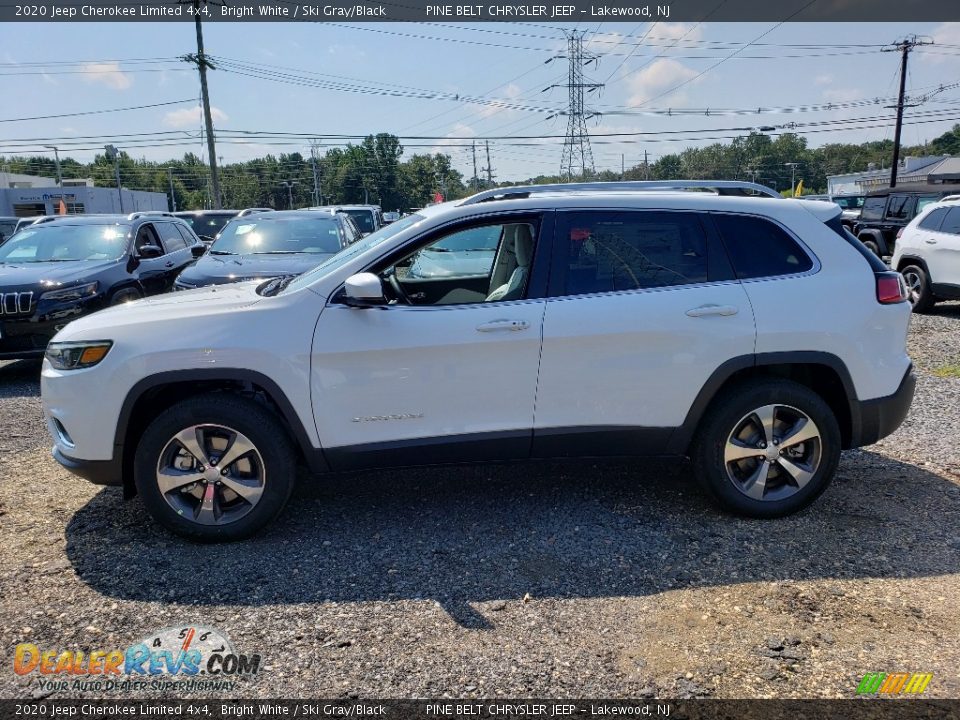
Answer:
[814, 74, 833, 86]
[926, 22, 960, 64]
[654, 23, 705, 42]
[80, 62, 132, 90]
[625, 58, 699, 107]
[163, 105, 229, 128]
[822, 88, 862, 104]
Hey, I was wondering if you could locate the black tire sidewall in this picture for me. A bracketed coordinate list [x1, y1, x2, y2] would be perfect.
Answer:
[110, 288, 142, 305]
[692, 380, 841, 519]
[901, 264, 935, 313]
[134, 394, 296, 541]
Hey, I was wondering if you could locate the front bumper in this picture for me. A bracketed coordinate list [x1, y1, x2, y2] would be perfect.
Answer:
[0, 296, 106, 359]
[52, 445, 122, 486]
[850, 365, 916, 447]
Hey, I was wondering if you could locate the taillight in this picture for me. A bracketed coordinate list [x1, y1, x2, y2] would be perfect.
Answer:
[876, 272, 907, 304]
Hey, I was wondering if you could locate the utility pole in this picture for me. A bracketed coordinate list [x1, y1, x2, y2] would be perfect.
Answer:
[644, 150, 650, 180]
[785, 162, 800, 195]
[180, 0, 223, 208]
[281, 180, 297, 209]
[45, 146, 62, 187]
[883, 35, 933, 187]
[546, 30, 603, 180]
[621, 154, 625, 180]
[104, 144, 122, 212]
[485, 140, 494, 187]
[471, 142, 479, 190]
[168, 167, 177, 212]
[310, 145, 322, 206]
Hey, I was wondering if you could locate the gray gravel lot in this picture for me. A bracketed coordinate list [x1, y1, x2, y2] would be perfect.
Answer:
[1, 305, 959, 700]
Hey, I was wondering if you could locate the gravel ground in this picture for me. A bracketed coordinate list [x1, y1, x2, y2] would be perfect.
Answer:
[1, 305, 959, 700]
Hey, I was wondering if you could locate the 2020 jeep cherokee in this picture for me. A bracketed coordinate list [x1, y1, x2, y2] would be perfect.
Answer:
[41, 181, 916, 541]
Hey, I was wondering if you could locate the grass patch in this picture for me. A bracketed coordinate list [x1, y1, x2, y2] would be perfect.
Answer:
[933, 364, 960, 379]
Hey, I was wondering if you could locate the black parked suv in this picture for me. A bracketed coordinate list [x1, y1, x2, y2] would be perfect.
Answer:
[854, 184, 960, 256]
[173, 210, 241, 244]
[0, 212, 205, 359]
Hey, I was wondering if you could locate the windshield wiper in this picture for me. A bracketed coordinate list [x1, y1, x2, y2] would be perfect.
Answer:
[251, 250, 307, 254]
[209, 249, 236, 255]
[258, 274, 298, 297]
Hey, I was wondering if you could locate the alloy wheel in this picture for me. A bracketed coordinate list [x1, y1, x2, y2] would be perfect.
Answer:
[723, 404, 822, 502]
[155, 424, 266, 525]
[902, 269, 922, 306]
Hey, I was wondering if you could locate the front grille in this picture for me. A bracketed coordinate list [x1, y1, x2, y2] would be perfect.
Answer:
[0, 292, 35, 316]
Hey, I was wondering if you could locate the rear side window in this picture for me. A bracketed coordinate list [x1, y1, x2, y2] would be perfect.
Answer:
[918, 207, 949, 231]
[175, 223, 199, 245]
[553, 210, 731, 296]
[155, 222, 187, 251]
[885, 195, 912, 220]
[712, 214, 814, 279]
[860, 197, 886, 221]
[941, 207, 960, 235]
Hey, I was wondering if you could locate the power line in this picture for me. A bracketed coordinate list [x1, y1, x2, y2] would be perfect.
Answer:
[0, 98, 195, 124]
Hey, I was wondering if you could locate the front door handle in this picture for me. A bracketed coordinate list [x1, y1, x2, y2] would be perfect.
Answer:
[476, 319, 530, 332]
[165, 261, 175, 267]
[925, 239, 937, 244]
[686, 304, 739, 318]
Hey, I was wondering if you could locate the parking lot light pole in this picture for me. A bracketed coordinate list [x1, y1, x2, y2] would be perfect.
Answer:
[44, 146, 62, 187]
[281, 180, 298, 209]
[105, 144, 123, 212]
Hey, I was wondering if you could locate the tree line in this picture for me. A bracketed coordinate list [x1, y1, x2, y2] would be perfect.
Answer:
[3, 124, 959, 210]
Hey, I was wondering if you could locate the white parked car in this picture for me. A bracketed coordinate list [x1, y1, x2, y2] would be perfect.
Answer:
[891, 196, 960, 312]
[41, 181, 915, 541]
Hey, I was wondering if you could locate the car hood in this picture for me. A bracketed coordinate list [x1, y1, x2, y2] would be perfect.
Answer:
[179, 252, 333, 285]
[56, 281, 263, 338]
[0, 259, 120, 289]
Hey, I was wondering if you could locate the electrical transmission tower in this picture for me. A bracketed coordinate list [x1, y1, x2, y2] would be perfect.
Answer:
[547, 31, 603, 181]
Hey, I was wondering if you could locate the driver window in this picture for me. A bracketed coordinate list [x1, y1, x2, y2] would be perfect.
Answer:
[135, 225, 162, 254]
[383, 221, 536, 306]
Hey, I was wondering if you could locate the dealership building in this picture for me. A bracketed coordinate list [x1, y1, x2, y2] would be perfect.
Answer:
[0, 173, 168, 216]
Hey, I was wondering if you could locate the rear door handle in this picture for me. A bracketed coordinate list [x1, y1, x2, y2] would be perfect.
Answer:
[476, 319, 530, 332]
[165, 261, 175, 267]
[686, 304, 739, 318]
[925, 239, 937, 244]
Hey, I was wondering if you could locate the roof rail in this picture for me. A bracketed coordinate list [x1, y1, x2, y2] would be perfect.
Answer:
[127, 211, 174, 220]
[460, 180, 781, 206]
[940, 194, 960, 203]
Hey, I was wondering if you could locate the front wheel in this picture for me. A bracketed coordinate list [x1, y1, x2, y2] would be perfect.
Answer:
[900, 264, 935, 313]
[134, 394, 297, 541]
[691, 380, 841, 518]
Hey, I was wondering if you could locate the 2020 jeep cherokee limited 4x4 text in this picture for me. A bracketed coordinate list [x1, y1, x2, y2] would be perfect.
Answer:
[41, 181, 916, 541]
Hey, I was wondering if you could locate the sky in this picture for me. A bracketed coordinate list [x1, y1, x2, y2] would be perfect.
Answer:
[2, 20, 960, 183]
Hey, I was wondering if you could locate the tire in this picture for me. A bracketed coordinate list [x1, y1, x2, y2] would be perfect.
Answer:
[900, 264, 936, 313]
[134, 394, 297, 541]
[860, 238, 880, 257]
[110, 288, 142, 305]
[691, 379, 841, 519]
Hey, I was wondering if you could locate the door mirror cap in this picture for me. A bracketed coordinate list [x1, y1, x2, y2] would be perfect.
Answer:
[191, 244, 208, 258]
[343, 272, 386, 307]
[138, 245, 163, 259]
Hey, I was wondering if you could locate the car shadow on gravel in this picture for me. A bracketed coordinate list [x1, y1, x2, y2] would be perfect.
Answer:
[64, 450, 960, 628]
[0, 359, 41, 396]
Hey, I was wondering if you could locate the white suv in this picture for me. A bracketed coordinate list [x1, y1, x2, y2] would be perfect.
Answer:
[41, 181, 916, 541]
[891, 196, 960, 312]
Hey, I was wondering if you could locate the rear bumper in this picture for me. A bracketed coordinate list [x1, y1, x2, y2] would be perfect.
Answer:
[52, 445, 122, 486]
[850, 365, 916, 447]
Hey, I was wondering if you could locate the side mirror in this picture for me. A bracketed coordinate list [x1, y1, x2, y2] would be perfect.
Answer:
[342, 272, 386, 307]
[191, 244, 207, 258]
[138, 245, 163, 259]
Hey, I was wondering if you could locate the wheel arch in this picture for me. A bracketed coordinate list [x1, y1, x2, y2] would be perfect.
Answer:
[896, 254, 933, 278]
[669, 352, 861, 454]
[856, 228, 888, 254]
[115, 369, 327, 498]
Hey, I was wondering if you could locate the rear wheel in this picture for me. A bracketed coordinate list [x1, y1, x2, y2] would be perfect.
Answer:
[860, 238, 880, 256]
[692, 380, 841, 518]
[900, 264, 935, 313]
[134, 394, 297, 541]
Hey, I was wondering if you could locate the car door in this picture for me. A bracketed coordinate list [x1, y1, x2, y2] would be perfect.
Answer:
[310, 212, 552, 470]
[132, 223, 173, 296]
[929, 206, 960, 288]
[533, 209, 756, 457]
[153, 222, 196, 287]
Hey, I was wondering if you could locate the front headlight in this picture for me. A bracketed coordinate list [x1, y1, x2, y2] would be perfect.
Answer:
[40, 281, 99, 302]
[45, 340, 113, 370]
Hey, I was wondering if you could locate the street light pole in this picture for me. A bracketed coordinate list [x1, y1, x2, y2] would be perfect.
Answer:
[785, 162, 800, 196]
[45, 146, 62, 187]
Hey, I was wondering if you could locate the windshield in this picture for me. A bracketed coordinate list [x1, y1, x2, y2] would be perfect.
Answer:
[834, 196, 865, 210]
[343, 209, 376, 233]
[179, 214, 234, 239]
[211, 216, 345, 255]
[0, 220, 17, 238]
[0, 223, 129, 263]
[281, 213, 425, 295]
